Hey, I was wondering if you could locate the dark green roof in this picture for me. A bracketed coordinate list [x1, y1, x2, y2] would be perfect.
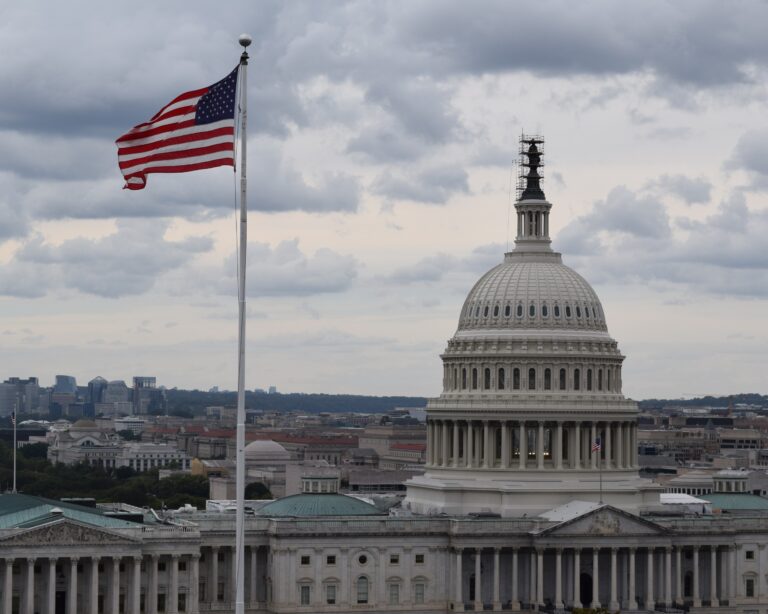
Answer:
[701, 493, 768, 511]
[257, 493, 382, 518]
[0, 494, 140, 529]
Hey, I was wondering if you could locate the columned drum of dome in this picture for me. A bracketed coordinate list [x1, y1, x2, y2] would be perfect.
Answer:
[405, 136, 660, 517]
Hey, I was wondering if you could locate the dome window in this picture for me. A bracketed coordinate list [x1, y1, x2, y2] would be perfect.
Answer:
[544, 368, 552, 390]
[574, 369, 581, 391]
[516, 304, 523, 318]
[484, 368, 491, 389]
[559, 368, 566, 390]
[513, 368, 521, 390]
[585, 306, 590, 318]
[504, 305, 511, 317]
[498, 368, 505, 390]
[529, 304, 536, 317]
[576, 306, 582, 318]
[472, 369, 478, 390]
[474, 306, 480, 317]
[542, 304, 549, 318]
[493, 305, 499, 317]
[565, 305, 572, 318]
[528, 368, 536, 390]
[554, 305, 561, 318]
[483, 306, 489, 317]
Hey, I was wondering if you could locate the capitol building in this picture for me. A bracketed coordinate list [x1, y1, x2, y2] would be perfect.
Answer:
[1, 139, 767, 614]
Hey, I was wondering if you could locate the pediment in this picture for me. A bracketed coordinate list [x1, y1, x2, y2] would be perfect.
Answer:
[540, 506, 666, 537]
[0, 519, 138, 547]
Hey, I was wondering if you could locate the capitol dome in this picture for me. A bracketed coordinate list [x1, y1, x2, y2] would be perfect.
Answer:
[244, 439, 290, 462]
[405, 136, 659, 517]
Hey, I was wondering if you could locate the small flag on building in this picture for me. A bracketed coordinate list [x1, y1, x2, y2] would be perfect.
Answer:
[591, 437, 601, 452]
[116, 66, 240, 190]
[10, 411, 15, 426]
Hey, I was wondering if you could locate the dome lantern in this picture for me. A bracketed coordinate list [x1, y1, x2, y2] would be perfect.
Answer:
[514, 134, 553, 253]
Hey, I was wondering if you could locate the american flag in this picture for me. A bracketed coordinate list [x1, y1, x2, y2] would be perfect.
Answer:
[591, 437, 601, 452]
[116, 66, 239, 190]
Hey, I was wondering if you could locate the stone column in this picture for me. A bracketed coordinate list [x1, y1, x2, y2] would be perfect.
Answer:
[3, 559, 13, 614]
[609, 548, 618, 610]
[189, 554, 200, 614]
[591, 549, 600, 608]
[467, 422, 475, 468]
[556, 422, 563, 469]
[148, 554, 158, 614]
[474, 549, 482, 611]
[492, 548, 501, 610]
[710, 547, 719, 607]
[628, 548, 637, 610]
[501, 422, 509, 469]
[536, 549, 544, 609]
[692, 546, 700, 607]
[454, 549, 462, 608]
[210, 547, 219, 605]
[68, 558, 78, 614]
[646, 548, 654, 611]
[665, 547, 672, 606]
[511, 548, 520, 611]
[537, 422, 545, 469]
[519, 423, 527, 469]
[675, 547, 683, 604]
[110, 557, 120, 614]
[452, 421, 460, 467]
[529, 550, 536, 607]
[572, 548, 581, 608]
[605, 423, 613, 469]
[47, 558, 56, 614]
[249, 547, 258, 605]
[442, 421, 450, 466]
[590, 424, 597, 469]
[131, 557, 141, 614]
[24, 558, 34, 614]
[463, 422, 470, 467]
[728, 546, 737, 606]
[168, 554, 179, 614]
[719, 548, 728, 606]
[483, 421, 490, 468]
[89, 557, 100, 614]
[573, 422, 581, 469]
[555, 549, 563, 609]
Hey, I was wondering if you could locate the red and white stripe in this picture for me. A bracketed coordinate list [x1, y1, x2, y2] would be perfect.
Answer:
[116, 86, 235, 190]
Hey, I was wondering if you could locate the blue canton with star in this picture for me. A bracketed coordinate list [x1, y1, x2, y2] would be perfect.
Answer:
[195, 66, 239, 125]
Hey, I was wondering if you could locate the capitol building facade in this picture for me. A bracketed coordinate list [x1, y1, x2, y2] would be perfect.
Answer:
[2, 140, 767, 614]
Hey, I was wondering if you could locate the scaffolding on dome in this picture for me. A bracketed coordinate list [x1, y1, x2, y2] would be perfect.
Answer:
[516, 133, 545, 200]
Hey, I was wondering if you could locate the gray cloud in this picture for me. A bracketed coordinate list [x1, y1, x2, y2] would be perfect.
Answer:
[729, 129, 768, 190]
[0, 221, 212, 298]
[650, 174, 712, 205]
[373, 164, 470, 205]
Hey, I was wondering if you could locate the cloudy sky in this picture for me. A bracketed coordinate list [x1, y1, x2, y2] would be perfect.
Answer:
[1, 1, 767, 400]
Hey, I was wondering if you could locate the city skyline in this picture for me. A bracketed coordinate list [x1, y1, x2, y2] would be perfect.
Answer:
[1, 2, 768, 399]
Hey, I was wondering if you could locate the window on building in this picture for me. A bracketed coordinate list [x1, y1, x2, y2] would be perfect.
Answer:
[326, 584, 337, 605]
[498, 368, 505, 390]
[179, 561, 186, 572]
[462, 368, 467, 389]
[574, 369, 581, 391]
[746, 577, 755, 598]
[415, 554, 425, 564]
[544, 368, 552, 390]
[157, 594, 166, 613]
[513, 368, 520, 390]
[565, 305, 572, 318]
[178, 593, 186, 612]
[598, 369, 603, 391]
[607, 369, 612, 391]
[516, 304, 524, 317]
[158, 562, 166, 572]
[528, 368, 536, 390]
[484, 368, 491, 390]
[326, 555, 336, 565]
[358, 554, 368, 565]
[493, 305, 499, 317]
[300, 585, 311, 606]
[472, 369, 478, 390]
[483, 305, 489, 317]
[217, 582, 225, 601]
[529, 304, 536, 317]
[389, 583, 400, 605]
[390, 554, 399, 565]
[505, 305, 511, 317]
[559, 368, 566, 390]
[587, 369, 593, 391]
[300, 555, 311, 566]
[746, 550, 755, 560]
[356, 577, 369, 604]
[554, 304, 561, 317]
[542, 304, 548, 317]
[414, 583, 425, 604]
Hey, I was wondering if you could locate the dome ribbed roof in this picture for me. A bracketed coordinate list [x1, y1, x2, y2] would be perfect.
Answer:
[256, 493, 381, 517]
[458, 252, 607, 333]
[245, 440, 290, 460]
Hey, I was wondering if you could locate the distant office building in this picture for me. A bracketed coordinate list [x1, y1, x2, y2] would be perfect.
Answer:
[87, 376, 108, 404]
[133, 376, 166, 415]
[53, 375, 77, 395]
[114, 417, 147, 435]
[268, 385, 277, 394]
[103, 380, 131, 404]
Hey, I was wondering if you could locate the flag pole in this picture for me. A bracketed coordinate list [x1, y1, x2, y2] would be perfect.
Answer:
[12, 407, 17, 493]
[235, 32, 251, 614]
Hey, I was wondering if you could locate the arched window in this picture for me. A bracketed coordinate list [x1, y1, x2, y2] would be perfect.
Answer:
[516, 304, 524, 318]
[576, 306, 582, 318]
[559, 368, 566, 390]
[544, 368, 552, 390]
[453, 368, 457, 389]
[598, 369, 603, 391]
[357, 577, 369, 604]
[565, 305, 572, 318]
[504, 305, 511, 317]
[554, 304, 561, 318]
[528, 368, 536, 390]
[462, 368, 467, 389]
[587, 369, 593, 391]
[574, 368, 581, 391]
[498, 368, 505, 390]
[542, 304, 549, 317]
[474, 305, 480, 317]
[529, 304, 536, 317]
[513, 368, 521, 390]
[472, 369, 478, 390]
[483, 306, 489, 317]
[585, 306, 590, 318]
[484, 368, 491, 390]
[607, 369, 612, 391]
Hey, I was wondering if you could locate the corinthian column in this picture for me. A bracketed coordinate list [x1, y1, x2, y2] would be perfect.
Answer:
[47, 558, 56, 614]
[68, 558, 79, 614]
